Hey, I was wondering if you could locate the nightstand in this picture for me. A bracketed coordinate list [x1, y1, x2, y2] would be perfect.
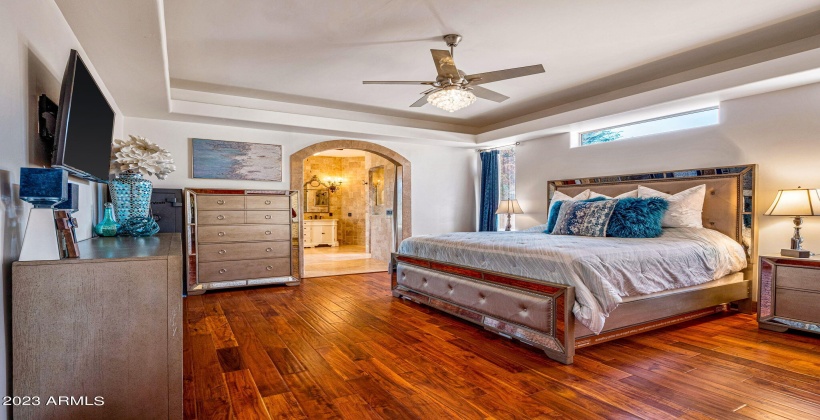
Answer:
[758, 255, 820, 334]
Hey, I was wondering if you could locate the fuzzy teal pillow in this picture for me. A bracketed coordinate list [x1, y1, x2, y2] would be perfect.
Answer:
[606, 197, 669, 238]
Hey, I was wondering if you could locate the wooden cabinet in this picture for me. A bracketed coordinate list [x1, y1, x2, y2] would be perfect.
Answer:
[303, 219, 339, 247]
[758, 255, 820, 334]
[12, 234, 183, 419]
[185, 189, 302, 294]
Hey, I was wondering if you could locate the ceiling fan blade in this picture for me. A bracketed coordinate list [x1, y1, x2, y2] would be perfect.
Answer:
[466, 64, 545, 86]
[363, 81, 435, 85]
[430, 49, 460, 80]
[410, 89, 440, 107]
[470, 86, 510, 103]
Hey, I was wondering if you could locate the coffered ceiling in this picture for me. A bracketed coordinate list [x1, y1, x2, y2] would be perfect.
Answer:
[56, 0, 820, 145]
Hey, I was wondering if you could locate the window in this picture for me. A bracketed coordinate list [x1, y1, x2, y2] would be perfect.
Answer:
[579, 106, 719, 146]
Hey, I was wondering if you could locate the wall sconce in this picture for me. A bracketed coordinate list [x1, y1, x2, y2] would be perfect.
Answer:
[326, 178, 343, 193]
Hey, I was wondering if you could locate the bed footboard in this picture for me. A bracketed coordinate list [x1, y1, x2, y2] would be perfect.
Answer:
[390, 254, 576, 364]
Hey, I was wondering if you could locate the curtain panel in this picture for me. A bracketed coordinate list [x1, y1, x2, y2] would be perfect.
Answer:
[479, 149, 499, 231]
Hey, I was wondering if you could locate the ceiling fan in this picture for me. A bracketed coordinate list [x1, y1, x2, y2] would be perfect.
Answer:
[363, 34, 545, 112]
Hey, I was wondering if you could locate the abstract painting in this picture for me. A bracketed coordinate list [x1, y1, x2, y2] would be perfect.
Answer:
[192, 138, 282, 181]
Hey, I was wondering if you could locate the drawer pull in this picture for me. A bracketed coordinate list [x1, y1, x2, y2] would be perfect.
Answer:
[217, 215, 225, 220]
[265, 231, 272, 235]
[265, 200, 271, 205]
[265, 215, 271, 219]
[218, 232, 225, 237]
[219, 268, 227, 274]
[266, 248, 273, 252]
[217, 200, 225, 205]
[218, 249, 227, 255]
[266, 265, 273, 271]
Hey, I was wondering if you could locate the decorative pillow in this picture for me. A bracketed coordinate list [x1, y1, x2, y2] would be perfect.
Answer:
[589, 189, 639, 199]
[552, 199, 619, 237]
[544, 200, 564, 233]
[545, 197, 607, 234]
[638, 184, 706, 228]
[606, 198, 669, 238]
[548, 189, 591, 220]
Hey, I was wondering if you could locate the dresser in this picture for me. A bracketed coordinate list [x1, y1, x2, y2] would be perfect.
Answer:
[758, 255, 820, 334]
[303, 219, 339, 247]
[12, 234, 182, 419]
[185, 189, 301, 294]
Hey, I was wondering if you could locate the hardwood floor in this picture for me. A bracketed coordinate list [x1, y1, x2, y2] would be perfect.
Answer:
[184, 273, 820, 419]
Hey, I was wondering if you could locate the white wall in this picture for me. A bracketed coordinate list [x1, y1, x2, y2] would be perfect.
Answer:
[516, 82, 820, 292]
[124, 117, 477, 236]
[0, 1, 123, 416]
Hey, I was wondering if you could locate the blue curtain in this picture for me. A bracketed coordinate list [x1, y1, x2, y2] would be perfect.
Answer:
[479, 150, 499, 231]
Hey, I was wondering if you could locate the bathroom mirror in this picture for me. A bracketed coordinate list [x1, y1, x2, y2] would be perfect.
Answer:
[304, 175, 329, 213]
[369, 166, 385, 210]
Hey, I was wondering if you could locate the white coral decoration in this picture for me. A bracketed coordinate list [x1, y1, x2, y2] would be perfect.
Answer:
[111, 135, 176, 180]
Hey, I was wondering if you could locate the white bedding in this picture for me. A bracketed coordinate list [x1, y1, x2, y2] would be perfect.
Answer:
[397, 228, 747, 334]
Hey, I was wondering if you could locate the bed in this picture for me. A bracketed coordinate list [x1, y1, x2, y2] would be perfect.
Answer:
[390, 165, 756, 364]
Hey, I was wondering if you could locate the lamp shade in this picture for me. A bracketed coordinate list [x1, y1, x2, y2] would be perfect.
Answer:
[19, 167, 67, 208]
[495, 199, 524, 215]
[764, 188, 820, 216]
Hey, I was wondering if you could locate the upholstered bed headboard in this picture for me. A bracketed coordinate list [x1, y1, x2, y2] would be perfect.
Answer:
[548, 165, 756, 257]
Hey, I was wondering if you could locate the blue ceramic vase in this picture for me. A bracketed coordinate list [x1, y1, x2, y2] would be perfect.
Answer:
[109, 172, 153, 228]
[95, 202, 119, 237]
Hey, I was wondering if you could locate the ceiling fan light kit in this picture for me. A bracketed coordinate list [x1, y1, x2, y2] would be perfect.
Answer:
[427, 86, 477, 112]
[363, 34, 545, 113]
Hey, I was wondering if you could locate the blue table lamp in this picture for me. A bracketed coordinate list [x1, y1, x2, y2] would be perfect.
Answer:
[19, 168, 68, 261]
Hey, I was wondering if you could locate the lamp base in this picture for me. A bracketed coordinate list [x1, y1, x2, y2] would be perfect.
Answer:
[781, 248, 811, 258]
[19, 208, 62, 261]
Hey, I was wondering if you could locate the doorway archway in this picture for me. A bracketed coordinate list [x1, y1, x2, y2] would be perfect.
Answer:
[290, 140, 411, 276]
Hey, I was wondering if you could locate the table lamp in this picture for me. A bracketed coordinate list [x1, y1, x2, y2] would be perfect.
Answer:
[496, 199, 524, 231]
[764, 187, 820, 258]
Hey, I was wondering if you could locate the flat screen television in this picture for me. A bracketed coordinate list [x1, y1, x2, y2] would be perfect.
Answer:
[52, 49, 115, 183]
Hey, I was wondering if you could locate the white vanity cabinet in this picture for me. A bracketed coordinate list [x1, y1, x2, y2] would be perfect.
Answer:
[303, 219, 339, 247]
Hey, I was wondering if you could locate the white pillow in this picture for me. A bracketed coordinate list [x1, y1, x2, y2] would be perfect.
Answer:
[552, 189, 591, 202]
[549, 189, 591, 218]
[589, 189, 638, 199]
[638, 184, 706, 228]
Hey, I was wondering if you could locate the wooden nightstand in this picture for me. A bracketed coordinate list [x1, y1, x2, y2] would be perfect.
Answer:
[758, 255, 820, 334]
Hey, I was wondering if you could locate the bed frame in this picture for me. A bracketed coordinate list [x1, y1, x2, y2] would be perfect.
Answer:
[391, 164, 756, 364]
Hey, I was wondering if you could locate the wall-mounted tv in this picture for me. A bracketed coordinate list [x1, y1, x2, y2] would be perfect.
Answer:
[52, 50, 115, 183]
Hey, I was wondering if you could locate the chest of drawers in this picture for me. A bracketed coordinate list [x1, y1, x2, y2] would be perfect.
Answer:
[185, 189, 302, 294]
[758, 255, 820, 335]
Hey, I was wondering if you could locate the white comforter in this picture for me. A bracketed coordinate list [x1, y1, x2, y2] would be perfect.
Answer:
[397, 228, 747, 334]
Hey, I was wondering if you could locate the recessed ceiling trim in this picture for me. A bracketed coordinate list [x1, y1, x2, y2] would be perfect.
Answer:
[170, 86, 480, 134]
[170, 99, 477, 146]
[476, 46, 820, 144]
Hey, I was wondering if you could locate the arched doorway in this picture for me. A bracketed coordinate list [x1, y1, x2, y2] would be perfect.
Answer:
[290, 140, 411, 278]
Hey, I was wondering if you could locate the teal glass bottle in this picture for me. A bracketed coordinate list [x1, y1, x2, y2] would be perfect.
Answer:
[95, 202, 119, 237]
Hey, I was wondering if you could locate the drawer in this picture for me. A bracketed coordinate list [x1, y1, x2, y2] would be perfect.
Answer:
[198, 211, 245, 225]
[775, 288, 820, 322]
[197, 195, 245, 210]
[198, 225, 290, 243]
[198, 241, 291, 262]
[246, 210, 290, 224]
[246, 195, 289, 210]
[199, 258, 291, 282]
[777, 266, 820, 292]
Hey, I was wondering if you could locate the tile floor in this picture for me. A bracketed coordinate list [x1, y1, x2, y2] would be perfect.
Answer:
[303, 245, 389, 278]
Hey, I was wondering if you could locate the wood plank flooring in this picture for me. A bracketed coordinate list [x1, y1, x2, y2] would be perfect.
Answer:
[184, 273, 820, 419]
